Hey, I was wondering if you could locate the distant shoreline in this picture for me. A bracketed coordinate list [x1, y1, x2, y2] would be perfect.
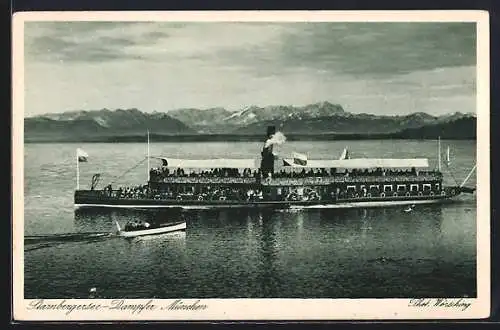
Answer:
[24, 133, 476, 143]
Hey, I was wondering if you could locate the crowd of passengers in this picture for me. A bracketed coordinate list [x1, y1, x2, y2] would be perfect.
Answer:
[150, 187, 268, 202]
[139, 187, 321, 202]
[101, 183, 439, 201]
[149, 166, 440, 181]
[101, 184, 149, 199]
[272, 167, 426, 178]
[150, 167, 259, 179]
[104, 185, 268, 201]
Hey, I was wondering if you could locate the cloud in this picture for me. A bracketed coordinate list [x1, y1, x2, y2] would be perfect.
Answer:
[214, 22, 476, 77]
[23, 22, 477, 116]
[25, 22, 172, 62]
[296, 23, 476, 76]
[25, 22, 475, 72]
[24, 22, 294, 64]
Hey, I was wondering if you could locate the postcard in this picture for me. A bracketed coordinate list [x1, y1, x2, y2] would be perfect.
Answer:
[12, 10, 490, 321]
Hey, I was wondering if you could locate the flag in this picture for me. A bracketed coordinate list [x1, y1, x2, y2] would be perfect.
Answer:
[339, 147, 349, 160]
[77, 148, 89, 162]
[293, 152, 307, 166]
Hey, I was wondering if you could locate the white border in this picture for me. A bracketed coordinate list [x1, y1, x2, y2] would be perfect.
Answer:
[12, 10, 490, 321]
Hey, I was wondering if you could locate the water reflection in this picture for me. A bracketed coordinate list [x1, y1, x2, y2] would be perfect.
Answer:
[315, 206, 443, 232]
[246, 213, 254, 236]
[69, 205, 474, 298]
[129, 231, 187, 298]
[259, 211, 280, 297]
[74, 206, 446, 253]
[74, 208, 115, 233]
[296, 212, 304, 238]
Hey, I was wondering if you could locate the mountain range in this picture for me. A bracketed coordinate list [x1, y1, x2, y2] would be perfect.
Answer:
[24, 101, 476, 142]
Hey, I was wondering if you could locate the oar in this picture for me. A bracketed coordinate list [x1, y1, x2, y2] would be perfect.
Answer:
[114, 221, 122, 233]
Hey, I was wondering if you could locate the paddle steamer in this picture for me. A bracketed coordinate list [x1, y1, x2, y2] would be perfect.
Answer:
[74, 126, 476, 209]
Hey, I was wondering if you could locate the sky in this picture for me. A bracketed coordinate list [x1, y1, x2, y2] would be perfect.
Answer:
[24, 22, 476, 117]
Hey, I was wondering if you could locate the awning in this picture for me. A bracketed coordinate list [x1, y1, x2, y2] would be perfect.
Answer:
[282, 158, 429, 169]
[154, 157, 259, 169]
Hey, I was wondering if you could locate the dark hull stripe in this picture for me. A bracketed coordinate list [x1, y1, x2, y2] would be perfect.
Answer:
[74, 195, 455, 209]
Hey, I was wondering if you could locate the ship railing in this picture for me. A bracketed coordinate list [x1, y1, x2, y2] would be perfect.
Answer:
[152, 175, 442, 186]
[263, 174, 442, 186]
[154, 177, 258, 184]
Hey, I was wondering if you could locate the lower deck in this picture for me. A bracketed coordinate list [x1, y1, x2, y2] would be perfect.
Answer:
[75, 174, 466, 210]
[75, 189, 457, 210]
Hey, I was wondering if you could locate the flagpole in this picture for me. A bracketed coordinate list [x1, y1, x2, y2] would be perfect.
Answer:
[76, 149, 80, 190]
[438, 136, 441, 172]
[460, 164, 477, 187]
[147, 130, 150, 182]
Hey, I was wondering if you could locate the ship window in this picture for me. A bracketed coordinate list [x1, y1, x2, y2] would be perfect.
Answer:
[435, 183, 440, 190]
[277, 187, 282, 195]
[423, 184, 431, 191]
[347, 185, 356, 191]
[397, 184, 406, 191]
[384, 185, 393, 192]
[369, 185, 379, 190]
[410, 184, 419, 191]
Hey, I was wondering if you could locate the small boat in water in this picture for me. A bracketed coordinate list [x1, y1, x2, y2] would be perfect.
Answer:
[114, 208, 187, 237]
[115, 220, 186, 238]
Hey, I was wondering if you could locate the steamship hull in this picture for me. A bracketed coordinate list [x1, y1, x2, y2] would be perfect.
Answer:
[73, 126, 476, 211]
[74, 190, 458, 210]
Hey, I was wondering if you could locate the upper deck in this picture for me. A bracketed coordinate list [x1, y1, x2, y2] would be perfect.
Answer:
[150, 170, 443, 186]
[148, 150, 438, 187]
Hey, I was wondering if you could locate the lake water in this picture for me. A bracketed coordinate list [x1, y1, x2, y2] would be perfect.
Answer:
[23, 140, 477, 298]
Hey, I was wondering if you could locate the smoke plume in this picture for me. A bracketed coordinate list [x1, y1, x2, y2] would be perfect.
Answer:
[264, 131, 287, 148]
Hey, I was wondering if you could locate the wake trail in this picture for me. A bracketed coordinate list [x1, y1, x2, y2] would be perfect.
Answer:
[24, 232, 117, 251]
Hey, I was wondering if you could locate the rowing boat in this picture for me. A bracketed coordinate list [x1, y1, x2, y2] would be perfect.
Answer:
[115, 217, 186, 238]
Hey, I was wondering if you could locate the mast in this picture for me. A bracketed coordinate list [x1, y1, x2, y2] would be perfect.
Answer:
[147, 129, 150, 182]
[438, 136, 441, 172]
[76, 149, 80, 190]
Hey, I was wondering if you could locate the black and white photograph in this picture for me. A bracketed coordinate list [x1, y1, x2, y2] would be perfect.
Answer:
[13, 11, 490, 320]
